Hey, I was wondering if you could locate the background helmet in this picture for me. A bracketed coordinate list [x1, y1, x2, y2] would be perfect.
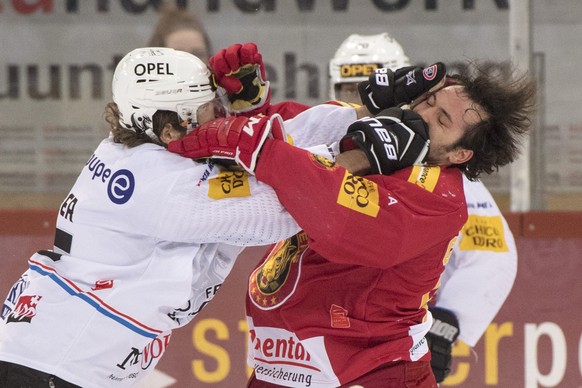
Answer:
[112, 47, 215, 140]
[328, 33, 411, 100]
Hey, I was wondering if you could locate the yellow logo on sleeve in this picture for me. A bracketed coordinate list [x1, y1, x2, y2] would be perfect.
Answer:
[337, 171, 380, 217]
[208, 169, 251, 199]
[407, 165, 440, 192]
[459, 215, 508, 252]
[309, 153, 337, 170]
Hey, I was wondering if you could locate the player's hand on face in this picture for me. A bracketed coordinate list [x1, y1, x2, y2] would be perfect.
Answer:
[209, 42, 271, 114]
[339, 107, 430, 175]
[167, 114, 286, 175]
[358, 63, 447, 115]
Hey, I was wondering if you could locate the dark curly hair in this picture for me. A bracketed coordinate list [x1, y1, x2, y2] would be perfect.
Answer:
[447, 61, 537, 180]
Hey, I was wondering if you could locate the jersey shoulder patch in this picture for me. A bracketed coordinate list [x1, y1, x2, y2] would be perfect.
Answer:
[208, 169, 251, 199]
[459, 215, 509, 252]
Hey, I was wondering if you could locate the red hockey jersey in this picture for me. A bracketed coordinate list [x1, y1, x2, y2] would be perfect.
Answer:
[246, 139, 468, 387]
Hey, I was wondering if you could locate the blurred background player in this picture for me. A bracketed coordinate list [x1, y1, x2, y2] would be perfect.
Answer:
[329, 32, 410, 104]
[328, 32, 518, 383]
[148, 4, 212, 63]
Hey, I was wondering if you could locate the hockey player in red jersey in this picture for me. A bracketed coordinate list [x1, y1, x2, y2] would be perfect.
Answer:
[169, 42, 536, 387]
[328, 34, 519, 384]
[209, 40, 521, 384]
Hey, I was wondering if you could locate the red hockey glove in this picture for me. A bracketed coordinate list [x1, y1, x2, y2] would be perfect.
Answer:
[168, 114, 286, 174]
[426, 306, 460, 383]
[209, 42, 271, 114]
[339, 107, 429, 175]
[358, 63, 447, 114]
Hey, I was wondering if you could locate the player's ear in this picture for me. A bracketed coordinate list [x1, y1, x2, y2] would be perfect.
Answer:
[449, 148, 473, 165]
[160, 124, 183, 145]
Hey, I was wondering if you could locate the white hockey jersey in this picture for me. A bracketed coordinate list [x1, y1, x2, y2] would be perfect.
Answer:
[435, 176, 518, 346]
[0, 104, 357, 388]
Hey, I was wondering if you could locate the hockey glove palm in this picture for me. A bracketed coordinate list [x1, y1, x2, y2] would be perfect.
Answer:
[339, 107, 429, 175]
[209, 42, 271, 114]
[426, 307, 461, 383]
[168, 114, 286, 175]
[358, 63, 447, 114]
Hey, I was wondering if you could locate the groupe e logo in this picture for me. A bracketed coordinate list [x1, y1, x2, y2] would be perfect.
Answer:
[86, 154, 135, 205]
[108, 169, 135, 204]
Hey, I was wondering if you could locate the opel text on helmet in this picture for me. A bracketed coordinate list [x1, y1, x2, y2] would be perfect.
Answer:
[112, 47, 218, 140]
[328, 33, 411, 102]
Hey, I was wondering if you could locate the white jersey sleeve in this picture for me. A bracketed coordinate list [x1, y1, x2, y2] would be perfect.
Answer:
[158, 162, 300, 245]
[284, 104, 357, 149]
[163, 104, 358, 243]
[435, 176, 517, 346]
[161, 104, 357, 244]
[68, 138, 301, 248]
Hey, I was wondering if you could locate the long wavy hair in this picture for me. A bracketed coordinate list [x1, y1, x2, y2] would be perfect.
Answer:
[103, 102, 185, 148]
[447, 61, 537, 181]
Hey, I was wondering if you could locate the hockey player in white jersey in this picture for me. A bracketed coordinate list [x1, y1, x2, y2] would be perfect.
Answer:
[0, 47, 353, 388]
[328, 33, 518, 383]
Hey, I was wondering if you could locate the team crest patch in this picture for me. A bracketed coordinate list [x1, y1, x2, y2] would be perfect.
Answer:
[249, 232, 309, 309]
[423, 65, 438, 81]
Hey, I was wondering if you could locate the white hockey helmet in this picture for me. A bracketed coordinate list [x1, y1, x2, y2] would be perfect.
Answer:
[112, 47, 217, 140]
[329, 33, 411, 100]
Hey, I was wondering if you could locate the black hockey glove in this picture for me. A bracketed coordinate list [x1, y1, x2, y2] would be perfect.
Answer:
[339, 107, 429, 175]
[426, 307, 461, 383]
[358, 63, 447, 115]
